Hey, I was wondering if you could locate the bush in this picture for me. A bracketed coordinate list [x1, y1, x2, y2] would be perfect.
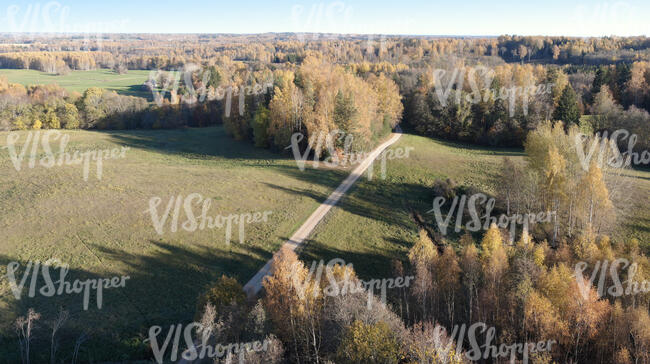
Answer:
[432, 178, 457, 201]
[196, 275, 247, 319]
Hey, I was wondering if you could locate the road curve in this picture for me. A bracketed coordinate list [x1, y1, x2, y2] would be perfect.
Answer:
[242, 127, 403, 297]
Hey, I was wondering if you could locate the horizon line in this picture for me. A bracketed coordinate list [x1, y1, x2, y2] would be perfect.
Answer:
[0, 32, 648, 39]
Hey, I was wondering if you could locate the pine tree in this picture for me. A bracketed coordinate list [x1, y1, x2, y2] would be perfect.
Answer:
[591, 66, 611, 96]
[553, 84, 581, 126]
[333, 89, 357, 137]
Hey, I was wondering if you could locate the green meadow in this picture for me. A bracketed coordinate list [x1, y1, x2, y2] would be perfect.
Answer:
[0, 126, 347, 361]
[0, 68, 152, 99]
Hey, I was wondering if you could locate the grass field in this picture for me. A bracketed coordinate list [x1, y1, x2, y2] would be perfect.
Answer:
[1, 127, 648, 361]
[0, 126, 348, 361]
[0, 68, 152, 99]
[301, 133, 650, 281]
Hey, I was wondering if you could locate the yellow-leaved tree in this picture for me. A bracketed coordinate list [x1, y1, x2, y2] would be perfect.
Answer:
[479, 224, 509, 323]
[408, 229, 438, 321]
[263, 246, 322, 363]
[576, 161, 614, 233]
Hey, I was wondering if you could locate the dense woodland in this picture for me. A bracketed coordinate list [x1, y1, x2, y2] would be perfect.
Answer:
[1, 34, 649, 158]
[2, 34, 649, 363]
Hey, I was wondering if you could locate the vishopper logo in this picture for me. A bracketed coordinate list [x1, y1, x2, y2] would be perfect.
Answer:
[5, 2, 69, 36]
[149, 64, 273, 115]
[2, 130, 129, 181]
[4, 1, 129, 46]
[427, 193, 555, 242]
[438, 322, 556, 363]
[575, 129, 649, 171]
[575, 258, 650, 300]
[5, 259, 130, 310]
[291, 1, 353, 42]
[145, 193, 273, 245]
[145, 322, 271, 363]
[574, 2, 639, 37]
[289, 258, 414, 309]
[429, 66, 554, 117]
[288, 130, 414, 180]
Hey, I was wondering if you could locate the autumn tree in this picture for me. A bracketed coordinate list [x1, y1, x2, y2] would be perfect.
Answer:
[408, 229, 438, 321]
[436, 246, 460, 327]
[591, 85, 622, 130]
[459, 235, 481, 323]
[336, 320, 401, 364]
[252, 105, 270, 148]
[576, 161, 614, 233]
[58, 103, 80, 129]
[479, 224, 509, 323]
[263, 246, 322, 363]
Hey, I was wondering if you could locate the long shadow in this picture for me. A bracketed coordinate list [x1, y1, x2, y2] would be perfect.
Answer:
[261, 166, 432, 233]
[101, 127, 288, 161]
[0, 254, 151, 362]
[298, 239, 411, 282]
[403, 131, 526, 157]
[107, 84, 153, 101]
[0, 239, 270, 363]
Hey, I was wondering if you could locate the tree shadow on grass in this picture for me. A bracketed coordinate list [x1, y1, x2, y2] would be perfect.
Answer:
[99, 127, 288, 162]
[297, 239, 410, 282]
[262, 164, 433, 233]
[0, 239, 270, 363]
[403, 131, 526, 157]
[104, 84, 154, 101]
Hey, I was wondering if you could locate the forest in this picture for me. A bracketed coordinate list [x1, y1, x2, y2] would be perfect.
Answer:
[1, 34, 649, 161]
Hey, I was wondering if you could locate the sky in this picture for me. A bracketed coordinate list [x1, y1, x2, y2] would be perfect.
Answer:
[0, 0, 649, 37]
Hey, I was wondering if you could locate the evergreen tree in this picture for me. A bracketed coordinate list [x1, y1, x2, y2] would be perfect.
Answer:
[591, 66, 610, 96]
[206, 66, 221, 89]
[553, 84, 581, 126]
[252, 105, 270, 148]
[333, 89, 357, 137]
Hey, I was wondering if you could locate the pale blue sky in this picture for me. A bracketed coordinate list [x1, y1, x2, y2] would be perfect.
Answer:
[0, 0, 648, 36]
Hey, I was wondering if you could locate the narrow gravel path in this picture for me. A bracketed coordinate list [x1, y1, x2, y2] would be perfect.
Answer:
[242, 127, 403, 297]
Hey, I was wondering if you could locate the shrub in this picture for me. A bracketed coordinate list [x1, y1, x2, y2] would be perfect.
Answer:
[196, 275, 247, 319]
[432, 178, 457, 201]
[336, 320, 402, 364]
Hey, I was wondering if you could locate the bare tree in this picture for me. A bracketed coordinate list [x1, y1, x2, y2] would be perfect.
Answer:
[48, 308, 69, 364]
[71, 332, 88, 364]
[15, 308, 41, 364]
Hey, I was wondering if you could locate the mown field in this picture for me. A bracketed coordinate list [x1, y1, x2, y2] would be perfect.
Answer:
[0, 69, 152, 99]
[302, 132, 650, 280]
[0, 126, 348, 362]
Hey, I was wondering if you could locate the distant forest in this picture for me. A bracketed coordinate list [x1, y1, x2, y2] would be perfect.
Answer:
[0, 34, 648, 158]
